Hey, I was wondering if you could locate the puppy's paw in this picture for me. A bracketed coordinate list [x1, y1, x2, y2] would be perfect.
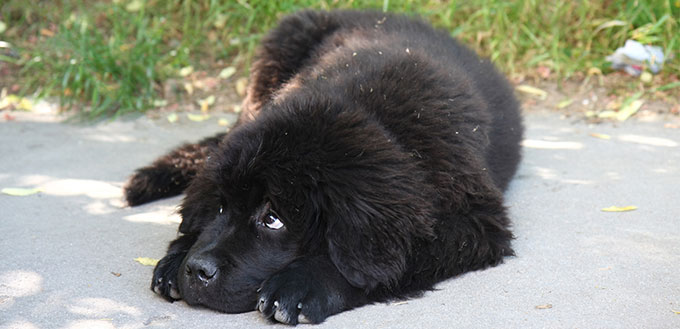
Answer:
[257, 263, 349, 325]
[151, 253, 184, 302]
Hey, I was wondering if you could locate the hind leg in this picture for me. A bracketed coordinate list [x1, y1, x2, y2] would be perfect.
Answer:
[239, 10, 340, 124]
[124, 133, 225, 206]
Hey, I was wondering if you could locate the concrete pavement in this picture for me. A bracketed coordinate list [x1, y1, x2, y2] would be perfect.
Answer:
[1, 110, 679, 328]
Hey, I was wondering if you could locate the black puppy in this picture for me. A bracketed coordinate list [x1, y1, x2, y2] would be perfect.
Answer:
[125, 10, 523, 325]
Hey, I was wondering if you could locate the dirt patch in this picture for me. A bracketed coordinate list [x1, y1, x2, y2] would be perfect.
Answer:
[516, 73, 680, 125]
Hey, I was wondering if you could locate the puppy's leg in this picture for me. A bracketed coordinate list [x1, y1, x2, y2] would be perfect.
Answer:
[151, 234, 196, 302]
[124, 133, 225, 206]
[257, 255, 368, 325]
[240, 10, 339, 123]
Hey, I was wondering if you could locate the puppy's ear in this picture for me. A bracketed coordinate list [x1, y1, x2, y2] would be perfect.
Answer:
[323, 188, 435, 290]
[178, 175, 220, 234]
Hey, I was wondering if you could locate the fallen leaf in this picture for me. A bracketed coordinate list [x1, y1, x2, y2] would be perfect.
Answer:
[40, 28, 55, 37]
[616, 99, 644, 121]
[2, 187, 42, 196]
[601, 206, 637, 212]
[0, 94, 33, 111]
[516, 85, 547, 100]
[125, 0, 144, 12]
[672, 309, 680, 315]
[184, 82, 194, 95]
[187, 113, 210, 122]
[18, 97, 33, 111]
[199, 95, 216, 113]
[167, 113, 178, 123]
[218, 118, 230, 126]
[557, 99, 574, 109]
[219, 67, 237, 80]
[535, 304, 553, 309]
[134, 257, 159, 266]
[236, 77, 249, 97]
[587, 67, 603, 76]
[153, 99, 168, 108]
[589, 133, 611, 140]
[111, 272, 122, 277]
[232, 104, 242, 113]
[596, 110, 617, 119]
[179, 66, 194, 77]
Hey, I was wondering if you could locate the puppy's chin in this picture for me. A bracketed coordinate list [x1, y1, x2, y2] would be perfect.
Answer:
[181, 287, 258, 314]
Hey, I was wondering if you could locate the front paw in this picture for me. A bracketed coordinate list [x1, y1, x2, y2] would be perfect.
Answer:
[257, 259, 363, 325]
[257, 269, 325, 325]
[151, 253, 184, 302]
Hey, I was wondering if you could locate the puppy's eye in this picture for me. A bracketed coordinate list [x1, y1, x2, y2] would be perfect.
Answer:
[263, 212, 284, 230]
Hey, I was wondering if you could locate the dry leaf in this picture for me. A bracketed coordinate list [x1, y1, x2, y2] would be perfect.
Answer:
[589, 133, 611, 140]
[153, 99, 168, 108]
[40, 28, 55, 37]
[2, 187, 42, 196]
[601, 206, 637, 212]
[672, 309, 680, 315]
[616, 99, 643, 121]
[134, 257, 159, 266]
[179, 66, 194, 77]
[535, 304, 553, 309]
[111, 272, 122, 277]
[516, 85, 547, 100]
[587, 67, 603, 76]
[167, 113, 178, 123]
[125, 0, 144, 12]
[236, 78, 249, 97]
[219, 67, 237, 80]
[184, 82, 194, 95]
[187, 113, 210, 122]
[218, 118, 230, 126]
[557, 99, 574, 109]
[596, 110, 618, 119]
[640, 71, 653, 83]
[199, 95, 216, 113]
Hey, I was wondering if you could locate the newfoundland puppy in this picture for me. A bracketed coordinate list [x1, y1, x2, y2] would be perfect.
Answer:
[124, 10, 523, 325]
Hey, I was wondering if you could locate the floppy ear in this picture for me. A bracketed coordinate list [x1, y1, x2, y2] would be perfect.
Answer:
[178, 174, 220, 234]
[323, 186, 435, 290]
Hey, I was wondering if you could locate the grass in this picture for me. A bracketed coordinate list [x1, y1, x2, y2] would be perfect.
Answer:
[1, 0, 678, 118]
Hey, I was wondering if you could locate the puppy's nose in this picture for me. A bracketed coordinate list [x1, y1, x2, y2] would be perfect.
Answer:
[185, 255, 219, 283]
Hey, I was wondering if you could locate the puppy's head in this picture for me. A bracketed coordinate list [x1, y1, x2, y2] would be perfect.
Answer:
[176, 98, 435, 313]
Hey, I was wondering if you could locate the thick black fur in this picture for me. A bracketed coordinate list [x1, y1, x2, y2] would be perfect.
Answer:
[124, 10, 523, 325]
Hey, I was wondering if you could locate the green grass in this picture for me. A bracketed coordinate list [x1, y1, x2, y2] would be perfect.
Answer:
[1, 0, 678, 118]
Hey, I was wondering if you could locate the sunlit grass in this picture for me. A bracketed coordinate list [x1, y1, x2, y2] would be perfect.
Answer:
[1, 0, 678, 118]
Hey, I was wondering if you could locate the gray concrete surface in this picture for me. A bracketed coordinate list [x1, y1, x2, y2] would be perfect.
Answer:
[1, 110, 679, 329]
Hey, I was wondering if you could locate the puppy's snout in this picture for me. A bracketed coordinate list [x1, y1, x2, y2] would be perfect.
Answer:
[186, 255, 219, 283]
